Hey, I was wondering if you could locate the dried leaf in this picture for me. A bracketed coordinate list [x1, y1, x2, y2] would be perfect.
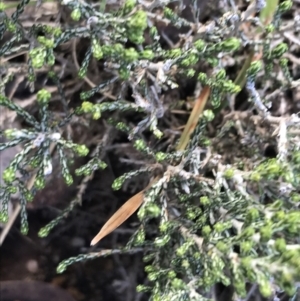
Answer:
[176, 86, 211, 151]
[91, 177, 158, 245]
[90, 191, 144, 245]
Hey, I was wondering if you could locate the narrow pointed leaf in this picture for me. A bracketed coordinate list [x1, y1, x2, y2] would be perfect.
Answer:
[91, 178, 158, 245]
[260, 0, 279, 25]
[176, 86, 211, 151]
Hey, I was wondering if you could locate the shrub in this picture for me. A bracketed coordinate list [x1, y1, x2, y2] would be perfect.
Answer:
[1, 0, 300, 300]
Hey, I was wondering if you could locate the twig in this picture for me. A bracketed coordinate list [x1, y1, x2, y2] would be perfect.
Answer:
[0, 142, 56, 245]
[71, 38, 116, 100]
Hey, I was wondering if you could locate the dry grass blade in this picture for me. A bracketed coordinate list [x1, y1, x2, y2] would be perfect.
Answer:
[234, 50, 254, 88]
[90, 191, 145, 245]
[90, 177, 159, 245]
[260, 0, 279, 25]
[176, 86, 211, 151]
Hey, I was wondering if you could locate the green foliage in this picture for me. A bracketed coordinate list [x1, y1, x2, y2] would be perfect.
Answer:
[1, 0, 300, 300]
